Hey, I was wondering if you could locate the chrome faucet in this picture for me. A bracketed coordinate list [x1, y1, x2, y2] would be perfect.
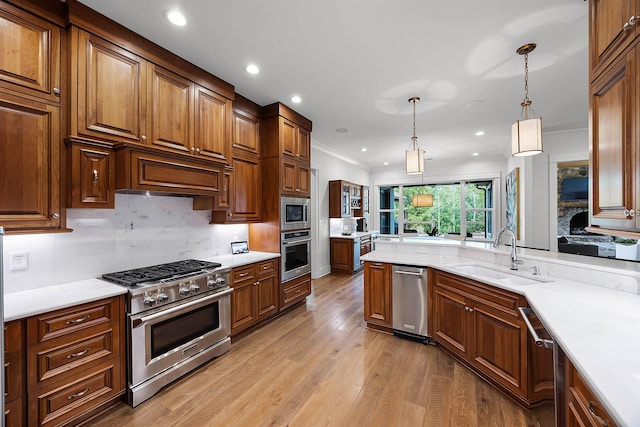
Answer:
[493, 227, 523, 270]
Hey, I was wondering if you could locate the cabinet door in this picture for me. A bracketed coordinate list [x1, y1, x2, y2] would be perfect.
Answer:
[296, 126, 310, 162]
[232, 109, 260, 157]
[147, 63, 193, 153]
[74, 29, 146, 144]
[281, 158, 297, 195]
[590, 0, 638, 77]
[256, 275, 278, 319]
[590, 48, 637, 230]
[216, 167, 231, 210]
[431, 284, 469, 360]
[469, 302, 526, 397]
[0, 3, 60, 102]
[0, 94, 61, 231]
[230, 280, 256, 336]
[230, 155, 261, 222]
[195, 85, 231, 162]
[280, 117, 296, 159]
[68, 143, 115, 208]
[363, 262, 392, 327]
[330, 238, 354, 273]
[295, 162, 310, 197]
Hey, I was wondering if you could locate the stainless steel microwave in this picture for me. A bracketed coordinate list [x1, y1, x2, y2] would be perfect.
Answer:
[281, 197, 310, 231]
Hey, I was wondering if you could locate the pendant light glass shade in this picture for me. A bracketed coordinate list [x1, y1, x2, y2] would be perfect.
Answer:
[512, 43, 543, 157]
[412, 193, 433, 207]
[406, 97, 425, 174]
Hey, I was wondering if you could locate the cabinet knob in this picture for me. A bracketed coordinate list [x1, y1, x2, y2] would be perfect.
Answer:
[52, 213, 60, 219]
[624, 22, 631, 31]
[92, 169, 98, 185]
[630, 15, 638, 26]
[191, 147, 196, 152]
[630, 209, 636, 217]
[141, 135, 147, 141]
[195, 148, 200, 153]
[53, 87, 60, 95]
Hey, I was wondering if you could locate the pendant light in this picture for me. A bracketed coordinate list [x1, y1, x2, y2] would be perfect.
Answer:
[512, 43, 543, 157]
[412, 193, 433, 207]
[406, 97, 424, 174]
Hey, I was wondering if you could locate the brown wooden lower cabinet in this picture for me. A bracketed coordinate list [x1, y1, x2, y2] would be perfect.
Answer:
[281, 273, 311, 311]
[4, 320, 24, 427]
[363, 261, 392, 332]
[564, 355, 618, 427]
[429, 269, 553, 407]
[5, 398, 23, 427]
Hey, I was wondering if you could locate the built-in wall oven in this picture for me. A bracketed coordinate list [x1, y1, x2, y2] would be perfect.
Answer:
[281, 230, 311, 282]
[281, 196, 310, 231]
[102, 260, 232, 407]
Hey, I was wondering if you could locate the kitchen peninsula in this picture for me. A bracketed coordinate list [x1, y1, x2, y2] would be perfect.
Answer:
[361, 238, 640, 427]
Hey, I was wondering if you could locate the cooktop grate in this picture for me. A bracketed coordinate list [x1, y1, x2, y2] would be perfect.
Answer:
[102, 259, 222, 286]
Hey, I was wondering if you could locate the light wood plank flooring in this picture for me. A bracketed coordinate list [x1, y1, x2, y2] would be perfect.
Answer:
[88, 272, 554, 427]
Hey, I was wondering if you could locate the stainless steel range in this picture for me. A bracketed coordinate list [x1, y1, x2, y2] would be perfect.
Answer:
[102, 259, 232, 407]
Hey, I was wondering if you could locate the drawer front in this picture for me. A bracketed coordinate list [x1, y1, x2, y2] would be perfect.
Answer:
[257, 259, 278, 278]
[28, 358, 122, 427]
[4, 351, 23, 402]
[4, 320, 23, 354]
[282, 279, 311, 308]
[567, 362, 618, 427]
[4, 397, 23, 427]
[28, 326, 119, 389]
[232, 265, 255, 284]
[28, 298, 120, 345]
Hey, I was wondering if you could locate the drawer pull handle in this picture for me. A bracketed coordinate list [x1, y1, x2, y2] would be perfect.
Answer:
[66, 315, 90, 325]
[239, 272, 249, 277]
[92, 169, 98, 185]
[67, 348, 91, 359]
[67, 387, 91, 400]
[588, 402, 609, 426]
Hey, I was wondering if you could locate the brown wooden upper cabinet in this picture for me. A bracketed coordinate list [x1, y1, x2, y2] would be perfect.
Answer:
[70, 27, 232, 165]
[0, 1, 61, 103]
[589, 0, 640, 79]
[589, 0, 640, 234]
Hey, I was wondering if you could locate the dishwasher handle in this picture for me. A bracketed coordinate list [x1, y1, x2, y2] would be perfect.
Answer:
[394, 269, 425, 277]
[518, 307, 554, 349]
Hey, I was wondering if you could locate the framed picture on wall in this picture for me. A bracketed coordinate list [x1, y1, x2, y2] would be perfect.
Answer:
[505, 167, 519, 239]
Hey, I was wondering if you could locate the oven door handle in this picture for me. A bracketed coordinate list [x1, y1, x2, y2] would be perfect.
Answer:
[282, 238, 312, 245]
[132, 288, 233, 328]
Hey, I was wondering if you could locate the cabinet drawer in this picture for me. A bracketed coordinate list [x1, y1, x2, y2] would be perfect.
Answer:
[282, 277, 311, 307]
[4, 350, 23, 402]
[27, 298, 120, 345]
[567, 361, 618, 427]
[4, 397, 23, 427]
[4, 320, 23, 354]
[28, 325, 119, 389]
[232, 265, 255, 284]
[28, 358, 122, 427]
[435, 271, 524, 317]
[257, 259, 277, 277]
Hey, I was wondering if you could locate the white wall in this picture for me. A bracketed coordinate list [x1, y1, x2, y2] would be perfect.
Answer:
[2, 194, 248, 293]
[311, 144, 371, 278]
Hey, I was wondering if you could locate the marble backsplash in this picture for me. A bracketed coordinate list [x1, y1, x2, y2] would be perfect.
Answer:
[2, 194, 248, 293]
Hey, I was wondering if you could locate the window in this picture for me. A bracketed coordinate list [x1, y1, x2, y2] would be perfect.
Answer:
[378, 180, 495, 240]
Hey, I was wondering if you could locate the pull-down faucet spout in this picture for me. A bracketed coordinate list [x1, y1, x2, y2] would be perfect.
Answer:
[494, 227, 523, 270]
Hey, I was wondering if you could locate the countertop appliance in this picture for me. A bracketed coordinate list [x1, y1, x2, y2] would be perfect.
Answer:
[101, 259, 232, 407]
[1, 226, 5, 420]
[281, 230, 311, 282]
[281, 196, 310, 231]
[392, 265, 429, 343]
[356, 217, 368, 232]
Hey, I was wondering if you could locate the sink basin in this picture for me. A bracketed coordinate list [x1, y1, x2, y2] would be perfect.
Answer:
[452, 264, 550, 286]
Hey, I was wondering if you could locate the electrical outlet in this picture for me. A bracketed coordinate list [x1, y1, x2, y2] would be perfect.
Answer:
[10, 251, 28, 271]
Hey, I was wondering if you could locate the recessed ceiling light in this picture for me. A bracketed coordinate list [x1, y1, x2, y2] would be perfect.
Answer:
[245, 64, 260, 75]
[165, 10, 187, 26]
[361, 148, 367, 152]
[383, 162, 389, 165]
[291, 95, 302, 104]
[475, 131, 485, 136]
[335, 127, 348, 133]
[472, 152, 479, 156]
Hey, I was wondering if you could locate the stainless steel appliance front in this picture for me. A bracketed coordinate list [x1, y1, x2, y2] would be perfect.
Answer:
[128, 288, 231, 406]
[392, 265, 429, 342]
[281, 196, 310, 231]
[281, 230, 311, 282]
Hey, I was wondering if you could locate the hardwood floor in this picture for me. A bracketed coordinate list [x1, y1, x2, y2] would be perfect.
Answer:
[87, 272, 554, 427]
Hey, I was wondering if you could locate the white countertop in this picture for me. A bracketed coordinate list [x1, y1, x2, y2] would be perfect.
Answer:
[361, 248, 640, 427]
[329, 230, 379, 240]
[3, 251, 280, 322]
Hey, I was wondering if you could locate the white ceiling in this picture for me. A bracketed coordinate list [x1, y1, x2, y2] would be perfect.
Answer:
[78, 0, 589, 171]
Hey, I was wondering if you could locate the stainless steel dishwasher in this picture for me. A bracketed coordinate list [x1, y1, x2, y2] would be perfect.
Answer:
[392, 265, 429, 343]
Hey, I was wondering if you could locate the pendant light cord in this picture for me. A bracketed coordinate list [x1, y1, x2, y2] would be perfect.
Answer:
[523, 52, 529, 104]
[411, 98, 417, 149]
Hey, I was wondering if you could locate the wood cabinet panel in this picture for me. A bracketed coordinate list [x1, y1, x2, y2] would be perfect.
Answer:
[67, 142, 115, 208]
[0, 2, 60, 103]
[4, 320, 24, 426]
[147, 63, 193, 153]
[5, 319, 24, 354]
[256, 274, 278, 319]
[363, 262, 392, 328]
[230, 278, 256, 336]
[229, 155, 261, 222]
[195, 85, 231, 163]
[330, 238, 356, 274]
[281, 273, 311, 310]
[73, 28, 146, 143]
[565, 356, 618, 427]
[280, 118, 296, 159]
[296, 126, 310, 162]
[5, 351, 24, 404]
[4, 397, 23, 427]
[231, 261, 281, 336]
[432, 283, 469, 359]
[232, 107, 259, 156]
[0, 93, 61, 232]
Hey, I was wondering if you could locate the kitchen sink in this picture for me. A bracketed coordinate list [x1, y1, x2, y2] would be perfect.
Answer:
[452, 264, 551, 286]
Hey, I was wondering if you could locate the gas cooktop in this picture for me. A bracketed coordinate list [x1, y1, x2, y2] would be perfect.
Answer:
[102, 259, 222, 287]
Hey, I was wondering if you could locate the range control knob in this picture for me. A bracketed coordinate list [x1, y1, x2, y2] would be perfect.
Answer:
[156, 293, 169, 303]
[143, 297, 156, 307]
[216, 277, 226, 286]
[179, 287, 190, 297]
[207, 279, 216, 289]
[189, 284, 200, 294]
